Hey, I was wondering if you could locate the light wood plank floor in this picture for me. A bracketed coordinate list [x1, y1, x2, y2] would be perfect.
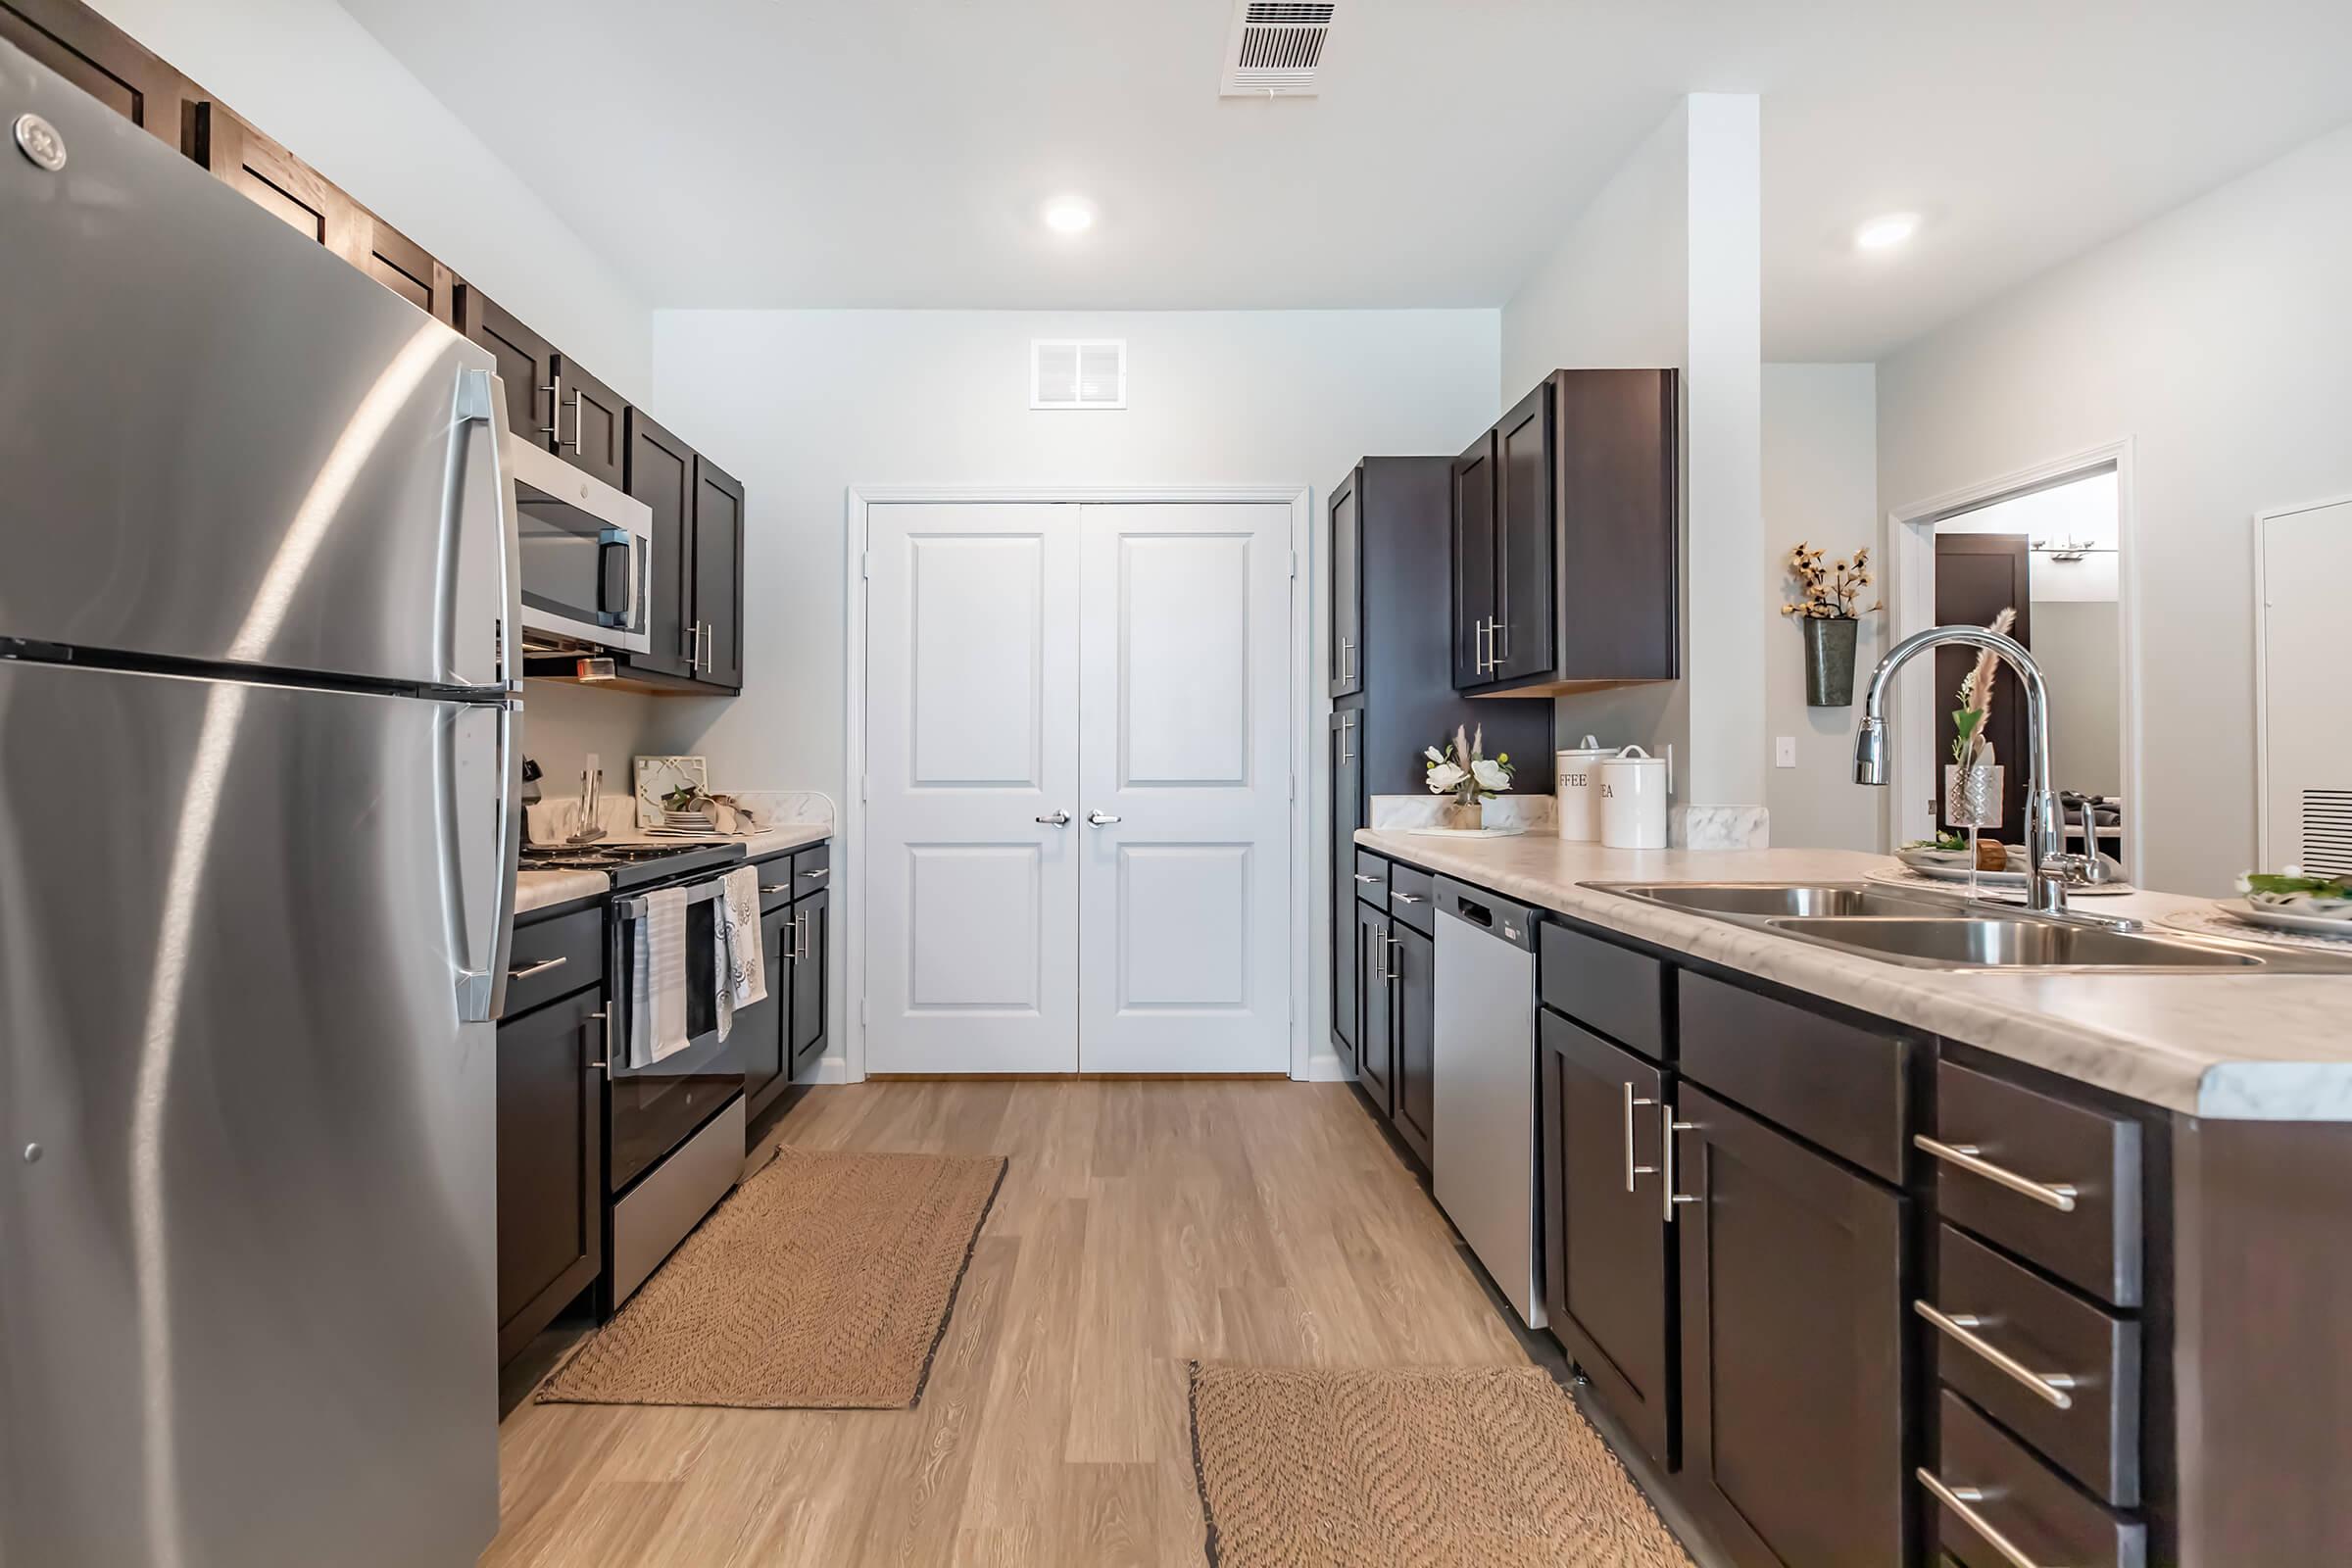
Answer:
[485, 1080, 1531, 1567]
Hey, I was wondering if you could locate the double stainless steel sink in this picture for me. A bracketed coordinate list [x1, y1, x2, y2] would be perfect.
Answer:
[1588, 881, 2348, 973]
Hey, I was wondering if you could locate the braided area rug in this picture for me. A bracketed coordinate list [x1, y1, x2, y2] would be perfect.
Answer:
[537, 1147, 1005, 1409]
[1188, 1363, 1692, 1568]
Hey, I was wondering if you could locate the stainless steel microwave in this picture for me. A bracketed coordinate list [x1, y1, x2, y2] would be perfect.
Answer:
[510, 431, 652, 656]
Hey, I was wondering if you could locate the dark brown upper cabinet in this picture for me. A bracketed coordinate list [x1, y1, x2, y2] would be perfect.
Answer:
[623, 408, 700, 681]
[691, 455, 745, 691]
[551, 352, 627, 491]
[0, 0, 200, 152]
[455, 285, 558, 444]
[187, 102, 361, 255]
[1452, 368, 1680, 695]
[357, 210, 456, 326]
[1328, 469, 1363, 699]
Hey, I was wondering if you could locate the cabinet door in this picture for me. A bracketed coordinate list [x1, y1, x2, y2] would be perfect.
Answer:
[550, 352, 628, 491]
[1391, 921, 1435, 1164]
[455, 286, 557, 449]
[790, 890, 828, 1079]
[1356, 902, 1394, 1116]
[188, 103, 365, 259]
[1677, 1086, 1907, 1568]
[740, 905, 791, 1111]
[1330, 709, 1363, 1069]
[495, 988, 604, 1362]
[1540, 1011, 1673, 1465]
[1493, 380, 1557, 681]
[624, 408, 699, 679]
[691, 454, 746, 689]
[356, 209, 457, 325]
[1450, 430, 1498, 688]
[0, 0, 197, 150]
[1328, 468, 1363, 699]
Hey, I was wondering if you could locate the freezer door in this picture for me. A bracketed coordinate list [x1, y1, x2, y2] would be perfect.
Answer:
[0, 41, 511, 691]
[0, 661, 499, 1567]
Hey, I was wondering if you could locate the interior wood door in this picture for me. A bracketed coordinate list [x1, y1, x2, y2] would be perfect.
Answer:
[864, 503, 1080, 1072]
[1934, 532, 2034, 835]
[1451, 431, 1498, 688]
[1493, 379, 1557, 682]
[1076, 503, 1294, 1072]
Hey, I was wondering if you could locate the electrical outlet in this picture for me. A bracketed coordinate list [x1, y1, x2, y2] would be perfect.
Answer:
[1774, 736, 1796, 769]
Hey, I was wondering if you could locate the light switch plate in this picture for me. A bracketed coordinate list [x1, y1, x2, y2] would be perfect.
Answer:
[1774, 736, 1796, 769]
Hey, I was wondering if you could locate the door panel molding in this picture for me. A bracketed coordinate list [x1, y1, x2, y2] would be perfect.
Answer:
[846, 486, 1312, 1082]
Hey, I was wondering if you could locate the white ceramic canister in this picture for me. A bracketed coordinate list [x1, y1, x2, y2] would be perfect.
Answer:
[1599, 745, 1671, 850]
[1554, 734, 1612, 843]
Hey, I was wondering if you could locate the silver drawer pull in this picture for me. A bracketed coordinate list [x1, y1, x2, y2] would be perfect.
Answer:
[1913, 1301, 2077, 1409]
[1390, 891, 1425, 906]
[507, 955, 568, 982]
[1353, 872, 1380, 884]
[1915, 1135, 2079, 1212]
[800, 866, 829, 879]
[1916, 1468, 2060, 1568]
[760, 883, 791, 895]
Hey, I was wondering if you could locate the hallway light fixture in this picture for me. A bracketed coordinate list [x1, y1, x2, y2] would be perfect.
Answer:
[1043, 197, 1096, 235]
[1854, 212, 1919, 251]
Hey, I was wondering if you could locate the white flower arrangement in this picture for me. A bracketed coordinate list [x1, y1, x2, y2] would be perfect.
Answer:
[1425, 724, 1512, 806]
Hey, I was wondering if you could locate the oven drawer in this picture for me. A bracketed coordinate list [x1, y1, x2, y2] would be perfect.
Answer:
[754, 855, 798, 914]
[611, 1095, 744, 1305]
[1930, 1060, 2141, 1306]
[791, 842, 831, 896]
[1927, 1390, 2144, 1568]
[505, 905, 604, 1015]
[1926, 1225, 2140, 1505]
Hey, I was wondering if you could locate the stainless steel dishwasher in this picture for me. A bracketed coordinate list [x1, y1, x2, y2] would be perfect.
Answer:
[1432, 877, 1545, 1329]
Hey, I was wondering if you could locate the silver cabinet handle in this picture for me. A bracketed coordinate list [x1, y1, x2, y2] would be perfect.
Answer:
[682, 624, 699, 661]
[1662, 1106, 1698, 1221]
[1370, 923, 1387, 981]
[1390, 890, 1426, 906]
[540, 374, 562, 439]
[1916, 1468, 2054, 1568]
[1915, 1135, 2079, 1212]
[565, 387, 584, 453]
[1622, 1082, 1658, 1192]
[1914, 1301, 2078, 1409]
[760, 883, 791, 895]
[800, 866, 828, 879]
[1473, 617, 1491, 674]
[792, 907, 808, 963]
[1352, 872, 1379, 884]
[1339, 637, 1354, 680]
[1036, 811, 1070, 826]
[1492, 615, 1509, 664]
[1087, 810, 1121, 826]
[507, 955, 568, 982]
[1338, 711, 1354, 763]
[1387, 931, 1403, 978]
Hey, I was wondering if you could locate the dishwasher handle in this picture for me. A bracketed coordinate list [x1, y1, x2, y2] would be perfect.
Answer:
[1435, 876, 1537, 951]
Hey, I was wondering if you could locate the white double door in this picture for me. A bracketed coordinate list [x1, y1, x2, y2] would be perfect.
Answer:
[865, 501, 1294, 1074]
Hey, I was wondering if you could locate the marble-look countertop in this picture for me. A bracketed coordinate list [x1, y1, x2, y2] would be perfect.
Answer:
[1355, 829, 2352, 1122]
[515, 868, 609, 915]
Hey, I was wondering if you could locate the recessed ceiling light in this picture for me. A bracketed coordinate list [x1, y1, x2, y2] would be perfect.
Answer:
[1854, 213, 1919, 252]
[1043, 197, 1095, 235]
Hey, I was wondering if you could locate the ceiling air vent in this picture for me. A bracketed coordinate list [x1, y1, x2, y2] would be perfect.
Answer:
[2302, 789, 2352, 876]
[1220, 1, 1338, 98]
[1031, 339, 1126, 411]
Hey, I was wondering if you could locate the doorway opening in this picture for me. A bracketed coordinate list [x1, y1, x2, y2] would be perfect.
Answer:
[1888, 446, 2139, 879]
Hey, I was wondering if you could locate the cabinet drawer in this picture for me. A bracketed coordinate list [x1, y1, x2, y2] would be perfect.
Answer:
[1930, 1061, 2141, 1307]
[1352, 849, 1389, 908]
[1537, 920, 1665, 1061]
[791, 841, 831, 895]
[753, 855, 797, 914]
[1926, 1225, 2140, 1506]
[1928, 1390, 2144, 1568]
[1387, 861, 1436, 934]
[1677, 971, 1908, 1182]
[505, 905, 604, 1015]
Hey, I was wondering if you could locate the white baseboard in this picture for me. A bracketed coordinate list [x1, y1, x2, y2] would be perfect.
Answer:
[1302, 1052, 1351, 1083]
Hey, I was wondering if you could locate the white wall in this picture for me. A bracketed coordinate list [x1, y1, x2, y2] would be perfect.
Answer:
[1879, 122, 2352, 895]
[1762, 364, 1885, 851]
[1498, 94, 1766, 829]
[89, 0, 670, 785]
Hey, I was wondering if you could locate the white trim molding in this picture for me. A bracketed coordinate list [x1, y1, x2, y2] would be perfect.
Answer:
[1885, 439, 2143, 876]
[841, 483, 1316, 1084]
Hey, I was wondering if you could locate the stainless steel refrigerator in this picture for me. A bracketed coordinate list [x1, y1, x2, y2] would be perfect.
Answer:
[1, 42, 519, 1568]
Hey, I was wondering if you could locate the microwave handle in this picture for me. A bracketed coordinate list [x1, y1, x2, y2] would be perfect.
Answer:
[600, 525, 644, 635]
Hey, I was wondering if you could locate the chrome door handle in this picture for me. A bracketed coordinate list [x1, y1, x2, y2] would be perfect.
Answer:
[540, 374, 562, 439]
[1662, 1107, 1698, 1221]
[565, 387, 584, 453]
[507, 955, 568, 982]
[1915, 1135, 2079, 1212]
[1622, 1082, 1658, 1192]
[1087, 810, 1121, 826]
[1913, 1301, 2078, 1409]
[1916, 1468, 2053, 1568]
[1036, 810, 1071, 826]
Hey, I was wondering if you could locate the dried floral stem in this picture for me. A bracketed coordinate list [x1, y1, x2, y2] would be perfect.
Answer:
[1779, 541, 1882, 620]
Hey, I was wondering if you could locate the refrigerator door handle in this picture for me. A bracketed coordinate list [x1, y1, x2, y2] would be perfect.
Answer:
[452, 368, 524, 1023]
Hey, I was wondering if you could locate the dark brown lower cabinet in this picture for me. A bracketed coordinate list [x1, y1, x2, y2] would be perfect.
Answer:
[1356, 901, 1393, 1116]
[789, 888, 827, 1080]
[1676, 1085, 1907, 1568]
[1390, 921, 1434, 1164]
[495, 984, 603, 1364]
[1540, 1008, 1674, 1467]
[740, 904, 790, 1116]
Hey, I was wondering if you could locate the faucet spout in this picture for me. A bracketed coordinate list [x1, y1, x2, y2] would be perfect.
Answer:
[1851, 623, 2068, 915]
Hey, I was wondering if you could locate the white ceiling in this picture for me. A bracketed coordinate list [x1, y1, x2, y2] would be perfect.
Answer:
[343, 1, 2352, 361]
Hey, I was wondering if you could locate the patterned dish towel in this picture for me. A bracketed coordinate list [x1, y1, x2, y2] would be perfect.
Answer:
[714, 864, 767, 1040]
